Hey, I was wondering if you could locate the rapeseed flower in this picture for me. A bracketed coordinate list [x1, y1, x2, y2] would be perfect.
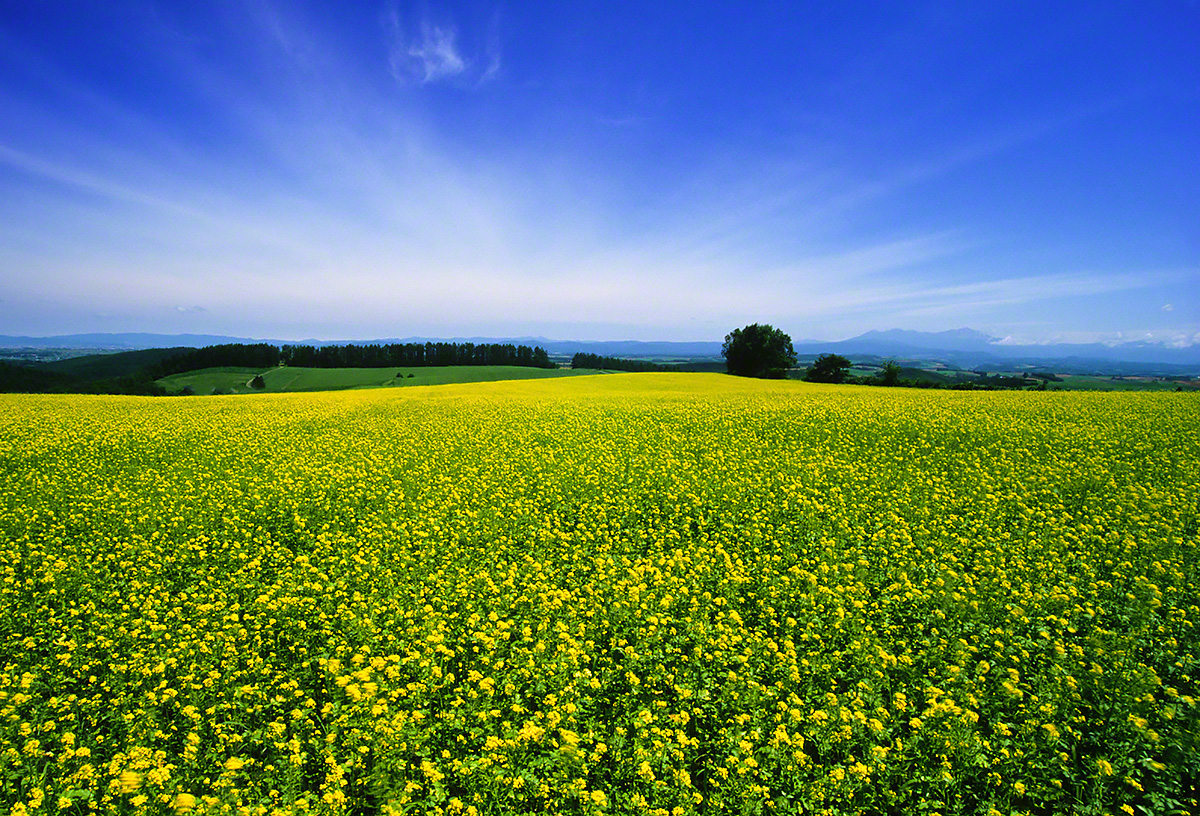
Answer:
[0, 375, 1195, 814]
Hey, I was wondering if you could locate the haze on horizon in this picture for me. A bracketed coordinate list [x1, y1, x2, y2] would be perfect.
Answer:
[1, 2, 1197, 346]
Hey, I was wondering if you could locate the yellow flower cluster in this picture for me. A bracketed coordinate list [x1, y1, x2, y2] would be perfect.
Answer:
[0, 374, 1196, 815]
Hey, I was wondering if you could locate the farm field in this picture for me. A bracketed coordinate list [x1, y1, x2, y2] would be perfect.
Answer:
[0, 374, 1197, 815]
[1053, 375, 1195, 392]
[157, 365, 597, 395]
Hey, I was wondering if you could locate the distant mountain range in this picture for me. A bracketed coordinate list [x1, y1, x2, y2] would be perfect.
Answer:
[2, 329, 1199, 373]
[0, 332, 283, 350]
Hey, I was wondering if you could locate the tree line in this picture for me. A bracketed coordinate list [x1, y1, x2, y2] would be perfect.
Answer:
[0, 341, 557, 394]
[570, 353, 668, 372]
[0, 360, 168, 395]
[145, 342, 556, 379]
[280, 342, 554, 369]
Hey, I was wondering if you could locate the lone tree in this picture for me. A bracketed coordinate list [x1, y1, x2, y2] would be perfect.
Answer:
[880, 360, 901, 386]
[804, 353, 852, 383]
[722, 324, 797, 379]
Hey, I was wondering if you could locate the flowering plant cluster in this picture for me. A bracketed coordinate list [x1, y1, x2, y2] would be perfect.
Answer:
[0, 375, 1196, 815]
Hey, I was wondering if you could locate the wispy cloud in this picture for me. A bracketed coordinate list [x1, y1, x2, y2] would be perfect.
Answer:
[851, 270, 1175, 321]
[996, 328, 1200, 348]
[384, 7, 498, 86]
[481, 11, 502, 83]
[0, 143, 177, 212]
[0, 143, 317, 258]
[394, 21, 465, 83]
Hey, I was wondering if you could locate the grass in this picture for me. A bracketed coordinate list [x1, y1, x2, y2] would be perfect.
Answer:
[1054, 374, 1195, 391]
[158, 364, 599, 394]
[157, 366, 267, 395]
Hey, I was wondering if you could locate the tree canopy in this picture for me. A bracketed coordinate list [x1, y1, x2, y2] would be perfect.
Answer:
[722, 324, 797, 379]
[146, 342, 556, 379]
[880, 360, 901, 386]
[804, 353, 852, 383]
[570, 353, 666, 372]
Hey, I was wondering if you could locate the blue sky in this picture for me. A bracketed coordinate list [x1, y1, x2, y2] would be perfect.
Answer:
[0, 1, 1197, 343]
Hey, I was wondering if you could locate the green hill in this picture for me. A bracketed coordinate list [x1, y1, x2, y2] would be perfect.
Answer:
[155, 367, 266, 395]
[159, 365, 597, 395]
[36, 347, 196, 380]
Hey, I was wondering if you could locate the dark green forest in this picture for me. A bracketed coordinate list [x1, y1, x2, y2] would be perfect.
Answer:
[277, 342, 553, 370]
[570, 353, 668, 372]
[0, 341, 555, 394]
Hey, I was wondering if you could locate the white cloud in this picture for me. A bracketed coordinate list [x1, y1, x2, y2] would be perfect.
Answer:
[0, 142, 318, 258]
[481, 11, 502, 83]
[1163, 303, 1174, 311]
[385, 7, 497, 86]
[406, 23, 466, 83]
[987, 328, 1199, 348]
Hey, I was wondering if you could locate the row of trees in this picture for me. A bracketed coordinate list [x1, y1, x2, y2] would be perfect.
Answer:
[146, 342, 556, 378]
[570, 353, 667, 372]
[280, 342, 554, 369]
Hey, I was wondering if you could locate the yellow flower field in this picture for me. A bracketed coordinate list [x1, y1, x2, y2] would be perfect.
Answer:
[1, 374, 1196, 815]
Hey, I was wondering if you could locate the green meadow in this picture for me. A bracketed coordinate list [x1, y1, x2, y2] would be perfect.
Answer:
[158, 365, 598, 395]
